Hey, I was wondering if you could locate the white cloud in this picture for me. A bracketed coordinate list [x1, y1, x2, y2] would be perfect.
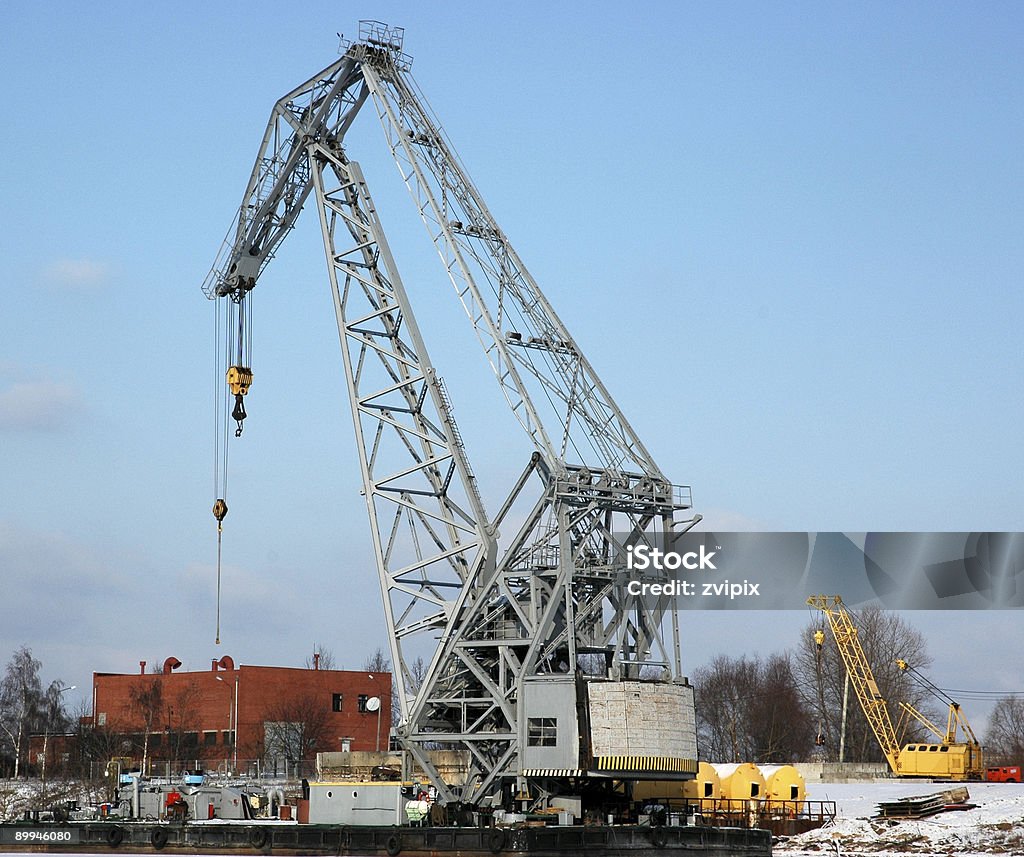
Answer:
[40, 258, 111, 291]
[0, 379, 84, 431]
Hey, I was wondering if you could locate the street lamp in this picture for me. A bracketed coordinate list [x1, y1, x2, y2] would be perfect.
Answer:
[367, 672, 388, 753]
[215, 674, 239, 774]
[41, 683, 76, 786]
[366, 696, 382, 753]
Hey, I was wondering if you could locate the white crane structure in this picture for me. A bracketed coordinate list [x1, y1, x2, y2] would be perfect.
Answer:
[203, 22, 698, 809]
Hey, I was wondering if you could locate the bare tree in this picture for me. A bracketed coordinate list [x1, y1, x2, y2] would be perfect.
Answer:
[395, 655, 429, 729]
[67, 700, 104, 781]
[407, 656, 428, 693]
[128, 678, 164, 775]
[797, 606, 935, 763]
[162, 682, 202, 768]
[0, 647, 43, 778]
[694, 654, 759, 762]
[747, 653, 817, 762]
[363, 648, 390, 673]
[984, 696, 1024, 765]
[304, 644, 338, 671]
[38, 680, 73, 783]
[362, 649, 399, 728]
[263, 694, 330, 764]
[694, 653, 814, 763]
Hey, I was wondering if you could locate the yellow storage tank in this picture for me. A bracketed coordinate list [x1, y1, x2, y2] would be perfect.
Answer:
[760, 764, 806, 810]
[631, 779, 687, 802]
[630, 762, 722, 804]
[682, 761, 722, 803]
[713, 763, 765, 809]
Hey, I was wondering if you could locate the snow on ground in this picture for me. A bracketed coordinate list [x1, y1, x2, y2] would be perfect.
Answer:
[777, 781, 1024, 856]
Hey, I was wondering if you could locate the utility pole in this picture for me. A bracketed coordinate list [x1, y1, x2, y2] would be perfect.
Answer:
[839, 671, 850, 763]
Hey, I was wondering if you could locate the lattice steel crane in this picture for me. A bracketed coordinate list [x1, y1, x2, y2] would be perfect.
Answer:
[809, 595, 983, 780]
[204, 22, 698, 809]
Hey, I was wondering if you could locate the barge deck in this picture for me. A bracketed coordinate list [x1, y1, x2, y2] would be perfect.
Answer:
[0, 821, 772, 856]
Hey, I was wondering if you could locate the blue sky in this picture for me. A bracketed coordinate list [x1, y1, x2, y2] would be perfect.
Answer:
[1, 2, 1022, 731]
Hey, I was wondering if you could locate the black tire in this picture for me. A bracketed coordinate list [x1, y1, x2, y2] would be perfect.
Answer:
[248, 827, 270, 849]
[385, 831, 402, 856]
[650, 826, 668, 849]
[105, 826, 124, 848]
[150, 828, 169, 850]
[487, 827, 506, 853]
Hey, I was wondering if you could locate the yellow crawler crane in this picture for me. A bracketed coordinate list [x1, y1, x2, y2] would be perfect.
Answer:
[894, 658, 984, 780]
[808, 595, 983, 780]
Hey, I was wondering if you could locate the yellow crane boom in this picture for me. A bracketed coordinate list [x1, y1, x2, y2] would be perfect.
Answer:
[807, 595, 903, 773]
[895, 659, 982, 749]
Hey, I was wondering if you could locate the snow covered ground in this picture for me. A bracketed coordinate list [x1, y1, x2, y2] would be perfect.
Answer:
[777, 781, 1024, 856]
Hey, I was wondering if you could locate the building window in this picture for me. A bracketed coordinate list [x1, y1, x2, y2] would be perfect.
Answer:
[204, 731, 218, 747]
[184, 732, 198, 748]
[150, 733, 162, 749]
[527, 717, 557, 747]
[222, 730, 233, 746]
[358, 694, 369, 713]
[332, 693, 344, 712]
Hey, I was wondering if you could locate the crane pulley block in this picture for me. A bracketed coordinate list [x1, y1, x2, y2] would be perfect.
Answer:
[226, 365, 254, 396]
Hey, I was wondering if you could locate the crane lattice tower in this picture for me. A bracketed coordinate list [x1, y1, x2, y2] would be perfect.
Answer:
[203, 21, 698, 807]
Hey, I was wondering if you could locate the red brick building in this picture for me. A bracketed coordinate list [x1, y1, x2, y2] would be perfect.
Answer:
[89, 655, 392, 772]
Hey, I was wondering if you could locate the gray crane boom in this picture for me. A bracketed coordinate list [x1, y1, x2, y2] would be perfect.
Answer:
[200, 56, 366, 301]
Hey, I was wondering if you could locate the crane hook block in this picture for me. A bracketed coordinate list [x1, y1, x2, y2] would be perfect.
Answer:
[226, 365, 253, 396]
[231, 394, 247, 437]
[213, 498, 228, 522]
[227, 366, 253, 435]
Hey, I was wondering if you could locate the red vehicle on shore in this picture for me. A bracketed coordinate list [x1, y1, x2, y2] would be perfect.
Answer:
[986, 766, 1022, 783]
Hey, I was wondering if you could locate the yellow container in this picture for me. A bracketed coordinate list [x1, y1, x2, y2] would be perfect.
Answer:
[631, 779, 687, 802]
[630, 762, 720, 804]
[760, 764, 805, 810]
[713, 763, 765, 809]
[682, 761, 722, 801]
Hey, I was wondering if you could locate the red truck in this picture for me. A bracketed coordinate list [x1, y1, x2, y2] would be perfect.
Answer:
[986, 766, 1022, 783]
